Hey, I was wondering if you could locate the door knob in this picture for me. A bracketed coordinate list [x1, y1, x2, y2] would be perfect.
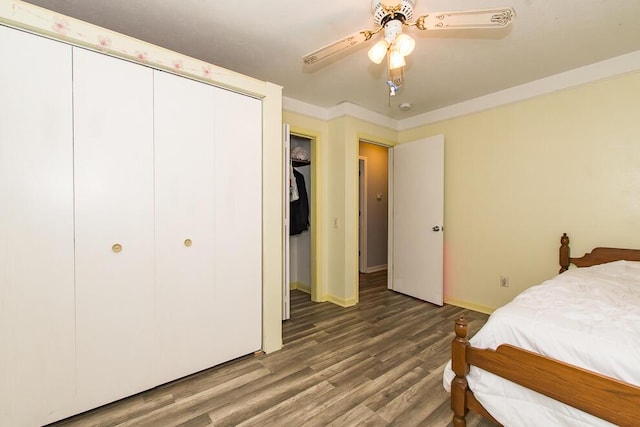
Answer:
[432, 226, 441, 232]
[184, 238, 192, 247]
[112, 243, 122, 253]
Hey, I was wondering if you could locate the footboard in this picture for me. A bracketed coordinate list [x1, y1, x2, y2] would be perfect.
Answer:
[450, 315, 640, 426]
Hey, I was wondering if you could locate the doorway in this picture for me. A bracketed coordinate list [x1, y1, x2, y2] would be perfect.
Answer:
[358, 141, 389, 274]
[284, 133, 313, 320]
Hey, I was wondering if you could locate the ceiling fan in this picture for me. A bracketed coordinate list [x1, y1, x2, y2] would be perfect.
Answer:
[302, 0, 516, 96]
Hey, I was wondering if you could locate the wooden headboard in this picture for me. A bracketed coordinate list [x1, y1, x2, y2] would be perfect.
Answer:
[559, 233, 640, 273]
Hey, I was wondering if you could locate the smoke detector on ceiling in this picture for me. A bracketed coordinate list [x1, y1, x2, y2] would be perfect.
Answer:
[399, 102, 412, 111]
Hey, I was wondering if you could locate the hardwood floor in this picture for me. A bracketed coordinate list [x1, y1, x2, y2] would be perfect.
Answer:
[50, 271, 494, 427]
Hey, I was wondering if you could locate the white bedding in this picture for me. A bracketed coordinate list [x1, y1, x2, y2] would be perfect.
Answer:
[443, 260, 640, 427]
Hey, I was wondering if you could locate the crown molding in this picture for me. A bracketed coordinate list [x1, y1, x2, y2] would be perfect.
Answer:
[398, 49, 640, 131]
[327, 102, 399, 129]
[282, 97, 331, 121]
[283, 97, 399, 130]
[284, 49, 640, 132]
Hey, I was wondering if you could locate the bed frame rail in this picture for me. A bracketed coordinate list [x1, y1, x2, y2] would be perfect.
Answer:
[451, 315, 640, 426]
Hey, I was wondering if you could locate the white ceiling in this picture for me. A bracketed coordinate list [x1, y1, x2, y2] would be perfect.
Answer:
[24, 0, 640, 119]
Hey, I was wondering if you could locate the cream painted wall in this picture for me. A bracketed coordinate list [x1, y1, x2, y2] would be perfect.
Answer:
[286, 72, 640, 314]
[401, 72, 640, 312]
[284, 110, 398, 306]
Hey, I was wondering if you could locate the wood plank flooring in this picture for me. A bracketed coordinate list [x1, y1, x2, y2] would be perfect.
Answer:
[49, 271, 495, 427]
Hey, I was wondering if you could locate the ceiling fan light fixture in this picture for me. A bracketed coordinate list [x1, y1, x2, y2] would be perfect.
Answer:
[395, 33, 415, 56]
[388, 48, 406, 70]
[304, 1, 516, 100]
[383, 19, 404, 43]
[368, 39, 389, 64]
[372, 0, 416, 26]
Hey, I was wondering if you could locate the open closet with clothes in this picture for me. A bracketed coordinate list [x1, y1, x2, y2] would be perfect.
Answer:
[289, 135, 312, 295]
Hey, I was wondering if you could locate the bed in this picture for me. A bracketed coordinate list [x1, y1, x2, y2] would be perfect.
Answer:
[444, 233, 640, 426]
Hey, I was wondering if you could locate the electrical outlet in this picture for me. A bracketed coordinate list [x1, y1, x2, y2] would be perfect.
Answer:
[500, 276, 509, 287]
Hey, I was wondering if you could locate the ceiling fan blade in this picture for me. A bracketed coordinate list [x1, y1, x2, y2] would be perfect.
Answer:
[415, 7, 515, 31]
[303, 30, 375, 65]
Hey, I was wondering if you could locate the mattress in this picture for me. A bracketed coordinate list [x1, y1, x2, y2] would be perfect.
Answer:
[443, 260, 640, 426]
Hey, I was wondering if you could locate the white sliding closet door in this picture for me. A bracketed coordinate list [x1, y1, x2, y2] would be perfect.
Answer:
[73, 47, 155, 407]
[213, 89, 262, 361]
[153, 70, 218, 382]
[0, 27, 75, 426]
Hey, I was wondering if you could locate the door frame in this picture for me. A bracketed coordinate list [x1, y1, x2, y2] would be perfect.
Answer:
[283, 124, 291, 320]
[283, 126, 321, 305]
[358, 156, 368, 273]
[387, 148, 394, 289]
[357, 139, 392, 282]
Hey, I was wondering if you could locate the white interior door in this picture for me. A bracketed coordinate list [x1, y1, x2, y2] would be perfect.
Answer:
[73, 47, 156, 406]
[153, 70, 217, 383]
[212, 88, 262, 362]
[0, 26, 76, 426]
[388, 135, 444, 305]
[283, 124, 291, 320]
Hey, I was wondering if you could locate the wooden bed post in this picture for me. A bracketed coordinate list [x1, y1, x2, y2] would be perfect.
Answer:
[559, 233, 570, 273]
[451, 315, 470, 427]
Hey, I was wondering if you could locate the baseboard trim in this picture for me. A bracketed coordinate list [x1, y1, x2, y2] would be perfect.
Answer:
[444, 297, 495, 315]
[290, 283, 357, 307]
[290, 282, 310, 294]
[326, 294, 358, 307]
[361, 264, 387, 274]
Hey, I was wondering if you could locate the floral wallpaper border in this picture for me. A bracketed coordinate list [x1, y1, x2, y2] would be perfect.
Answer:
[0, 0, 271, 98]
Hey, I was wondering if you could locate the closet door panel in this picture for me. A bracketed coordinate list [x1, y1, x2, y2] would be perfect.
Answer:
[213, 88, 262, 361]
[153, 71, 217, 383]
[73, 47, 155, 406]
[0, 26, 75, 426]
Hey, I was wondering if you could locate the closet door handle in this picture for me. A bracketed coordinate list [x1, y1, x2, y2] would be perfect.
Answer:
[184, 239, 192, 247]
[112, 243, 123, 253]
